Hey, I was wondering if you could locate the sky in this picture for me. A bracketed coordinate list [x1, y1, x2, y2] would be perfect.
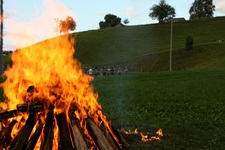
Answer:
[3, 0, 225, 51]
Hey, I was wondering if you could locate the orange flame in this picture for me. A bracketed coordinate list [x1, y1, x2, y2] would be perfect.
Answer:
[123, 128, 138, 134]
[140, 128, 163, 142]
[1, 1, 121, 148]
[0, 34, 121, 148]
[121, 128, 163, 142]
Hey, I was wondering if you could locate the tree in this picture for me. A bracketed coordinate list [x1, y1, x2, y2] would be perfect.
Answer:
[99, 14, 121, 29]
[185, 35, 194, 51]
[149, 0, 175, 23]
[59, 16, 76, 34]
[189, 0, 215, 19]
[123, 18, 130, 24]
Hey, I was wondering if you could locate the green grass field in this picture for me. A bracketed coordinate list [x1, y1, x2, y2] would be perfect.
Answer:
[93, 68, 225, 149]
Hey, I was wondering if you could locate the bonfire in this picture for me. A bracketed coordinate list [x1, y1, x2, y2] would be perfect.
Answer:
[0, 35, 128, 150]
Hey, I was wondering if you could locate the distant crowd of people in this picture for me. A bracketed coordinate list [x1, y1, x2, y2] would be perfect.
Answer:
[82, 66, 129, 76]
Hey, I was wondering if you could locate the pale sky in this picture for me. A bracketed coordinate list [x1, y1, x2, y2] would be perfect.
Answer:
[3, 0, 225, 51]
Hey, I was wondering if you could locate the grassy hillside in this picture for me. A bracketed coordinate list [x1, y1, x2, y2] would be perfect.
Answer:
[74, 16, 225, 71]
[3, 16, 225, 72]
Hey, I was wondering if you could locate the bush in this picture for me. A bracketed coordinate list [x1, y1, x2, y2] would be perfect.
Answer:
[185, 35, 194, 51]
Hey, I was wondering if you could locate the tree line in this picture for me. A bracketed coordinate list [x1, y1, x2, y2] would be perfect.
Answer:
[99, 0, 215, 29]
[56, 0, 215, 32]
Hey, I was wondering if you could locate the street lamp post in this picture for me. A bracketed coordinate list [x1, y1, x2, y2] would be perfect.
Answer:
[0, 0, 3, 75]
[169, 16, 173, 72]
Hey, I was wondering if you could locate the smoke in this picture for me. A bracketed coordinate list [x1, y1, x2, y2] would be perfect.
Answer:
[214, 0, 225, 14]
[4, 0, 76, 50]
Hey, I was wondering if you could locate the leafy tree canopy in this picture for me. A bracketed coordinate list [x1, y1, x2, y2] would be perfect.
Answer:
[189, 0, 215, 19]
[99, 14, 122, 29]
[59, 16, 76, 34]
[123, 18, 130, 24]
[149, 0, 176, 23]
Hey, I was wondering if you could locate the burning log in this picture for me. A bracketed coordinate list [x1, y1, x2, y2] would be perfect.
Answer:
[0, 110, 18, 121]
[17, 102, 43, 112]
[111, 126, 130, 149]
[9, 113, 37, 150]
[8, 118, 25, 150]
[87, 117, 115, 150]
[69, 110, 91, 150]
[56, 113, 74, 150]
[0, 102, 130, 150]
[0, 103, 130, 150]
[0, 119, 17, 148]
[40, 109, 54, 150]
[104, 130, 120, 150]
[26, 121, 43, 150]
[0, 102, 43, 121]
[70, 121, 89, 150]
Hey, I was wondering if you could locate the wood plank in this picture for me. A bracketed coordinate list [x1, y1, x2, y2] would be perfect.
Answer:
[11, 113, 37, 150]
[87, 118, 114, 150]
[105, 133, 120, 150]
[70, 122, 88, 150]
[0, 110, 18, 121]
[56, 113, 74, 150]
[110, 125, 130, 149]
[26, 122, 43, 150]
[40, 110, 54, 150]
[0, 119, 17, 148]
[8, 119, 25, 150]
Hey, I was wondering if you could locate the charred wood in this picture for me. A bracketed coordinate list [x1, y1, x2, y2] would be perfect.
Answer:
[0, 101, 129, 150]
[0, 119, 17, 148]
[70, 120, 88, 150]
[111, 126, 130, 149]
[105, 133, 120, 150]
[87, 118, 114, 150]
[0, 110, 18, 121]
[56, 113, 74, 150]
[40, 110, 54, 150]
[9, 121, 24, 149]
[26, 121, 43, 150]
[0, 102, 43, 121]
[10, 113, 37, 150]
[17, 102, 43, 112]
[69, 110, 96, 149]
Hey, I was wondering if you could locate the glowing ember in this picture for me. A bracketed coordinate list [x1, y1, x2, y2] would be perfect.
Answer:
[0, 35, 121, 149]
[123, 128, 138, 135]
[140, 128, 163, 142]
